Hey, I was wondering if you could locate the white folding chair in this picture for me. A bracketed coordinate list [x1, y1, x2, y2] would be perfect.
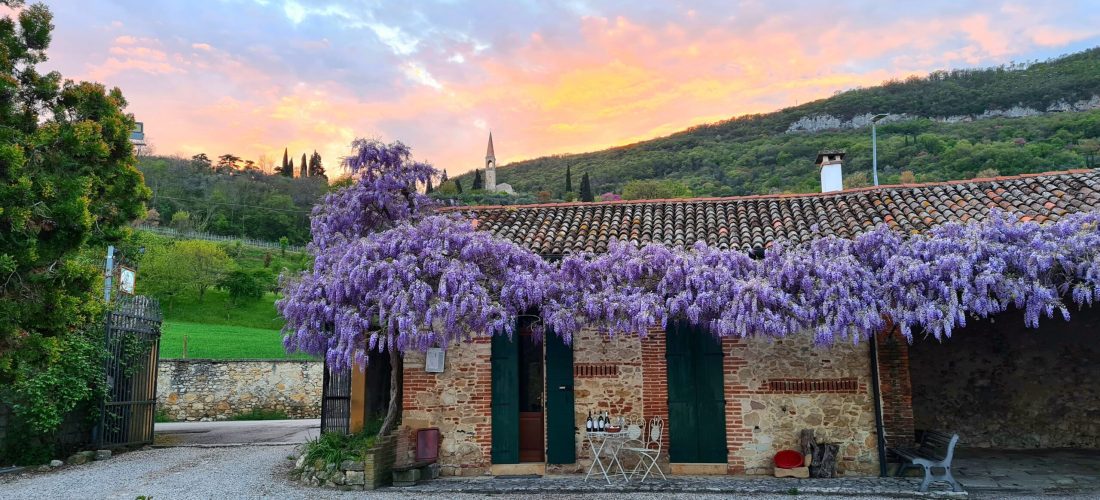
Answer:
[621, 415, 666, 482]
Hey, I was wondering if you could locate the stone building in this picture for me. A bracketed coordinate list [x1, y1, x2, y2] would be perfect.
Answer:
[363, 168, 1100, 477]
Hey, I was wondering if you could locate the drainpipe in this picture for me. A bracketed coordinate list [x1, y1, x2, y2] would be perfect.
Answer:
[869, 334, 888, 477]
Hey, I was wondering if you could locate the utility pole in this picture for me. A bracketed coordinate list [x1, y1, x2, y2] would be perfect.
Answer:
[871, 113, 888, 186]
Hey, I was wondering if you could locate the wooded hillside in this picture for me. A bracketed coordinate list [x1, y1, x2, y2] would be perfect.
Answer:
[464, 47, 1100, 199]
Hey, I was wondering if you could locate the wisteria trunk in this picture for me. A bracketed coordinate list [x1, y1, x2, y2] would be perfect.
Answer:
[378, 347, 403, 438]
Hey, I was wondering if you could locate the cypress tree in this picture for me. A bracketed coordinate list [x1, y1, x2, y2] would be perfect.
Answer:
[579, 172, 594, 202]
[565, 165, 572, 193]
[441, 170, 449, 182]
[288, 158, 295, 177]
[472, 169, 483, 190]
[455, 178, 463, 194]
[280, 148, 292, 177]
[308, 150, 326, 178]
[300, 153, 308, 178]
[425, 177, 434, 194]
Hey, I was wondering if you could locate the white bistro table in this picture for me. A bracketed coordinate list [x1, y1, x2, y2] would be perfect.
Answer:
[584, 431, 631, 484]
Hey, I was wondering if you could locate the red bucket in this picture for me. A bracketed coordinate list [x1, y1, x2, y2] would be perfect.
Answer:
[774, 449, 803, 469]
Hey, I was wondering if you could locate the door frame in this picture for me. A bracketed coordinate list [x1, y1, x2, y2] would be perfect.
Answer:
[491, 319, 577, 468]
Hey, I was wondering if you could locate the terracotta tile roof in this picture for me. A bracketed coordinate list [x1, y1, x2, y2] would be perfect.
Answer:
[448, 169, 1100, 256]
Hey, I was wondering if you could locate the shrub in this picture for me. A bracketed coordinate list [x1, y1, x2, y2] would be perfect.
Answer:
[230, 408, 289, 421]
[301, 419, 384, 465]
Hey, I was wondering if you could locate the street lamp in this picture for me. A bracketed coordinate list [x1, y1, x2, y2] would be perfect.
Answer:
[871, 113, 888, 186]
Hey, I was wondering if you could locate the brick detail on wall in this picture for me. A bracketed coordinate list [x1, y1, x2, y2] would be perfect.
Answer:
[724, 338, 751, 474]
[574, 363, 619, 378]
[399, 337, 492, 476]
[876, 325, 916, 448]
[763, 378, 861, 394]
[640, 328, 669, 455]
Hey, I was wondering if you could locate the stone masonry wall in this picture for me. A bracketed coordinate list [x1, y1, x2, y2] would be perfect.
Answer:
[402, 327, 880, 476]
[400, 338, 492, 476]
[156, 360, 321, 421]
[554, 327, 645, 474]
[725, 335, 879, 475]
[909, 305, 1100, 449]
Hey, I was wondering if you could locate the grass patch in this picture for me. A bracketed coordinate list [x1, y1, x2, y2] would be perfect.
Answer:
[230, 408, 289, 421]
[154, 408, 173, 423]
[163, 289, 286, 331]
[302, 419, 384, 465]
[159, 320, 312, 360]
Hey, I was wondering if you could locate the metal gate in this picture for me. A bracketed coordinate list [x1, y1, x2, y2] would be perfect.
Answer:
[320, 358, 351, 435]
[95, 296, 163, 448]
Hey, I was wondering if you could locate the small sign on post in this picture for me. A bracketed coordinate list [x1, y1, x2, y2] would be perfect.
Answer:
[119, 266, 136, 295]
[425, 347, 445, 373]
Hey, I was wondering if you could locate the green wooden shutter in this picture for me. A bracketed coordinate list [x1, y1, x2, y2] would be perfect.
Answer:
[491, 333, 520, 464]
[694, 332, 728, 463]
[545, 330, 576, 464]
[666, 321, 699, 463]
[666, 322, 728, 463]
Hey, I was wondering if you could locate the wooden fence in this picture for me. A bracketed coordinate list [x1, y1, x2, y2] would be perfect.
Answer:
[135, 225, 306, 253]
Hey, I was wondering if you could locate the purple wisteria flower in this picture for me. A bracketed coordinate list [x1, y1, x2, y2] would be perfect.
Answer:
[280, 140, 1100, 369]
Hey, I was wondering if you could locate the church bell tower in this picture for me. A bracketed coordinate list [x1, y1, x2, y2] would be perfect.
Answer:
[484, 132, 496, 192]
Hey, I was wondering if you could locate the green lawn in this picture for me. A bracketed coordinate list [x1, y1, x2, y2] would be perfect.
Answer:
[160, 320, 313, 360]
[135, 233, 317, 359]
[163, 289, 286, 330]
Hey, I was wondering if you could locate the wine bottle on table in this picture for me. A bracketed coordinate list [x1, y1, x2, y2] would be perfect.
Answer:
[598, 412, 605, 431]
[586, 411, 593, 432]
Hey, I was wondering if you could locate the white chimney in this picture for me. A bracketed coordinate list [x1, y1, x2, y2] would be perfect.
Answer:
[816, 150, 846, 193]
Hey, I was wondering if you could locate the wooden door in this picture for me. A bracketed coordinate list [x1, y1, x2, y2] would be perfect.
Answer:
[491, 332, 520, 464]
[666, 321, 728, 463]
[545, 330, 576, 464]
[517, 328, 544, 462]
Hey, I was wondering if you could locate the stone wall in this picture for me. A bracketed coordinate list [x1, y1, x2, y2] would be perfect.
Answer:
[400, 338, 492, 476]
[726, 335, 879, 475]
[909, 306, 1100, 449]
[157, 360, 321, 421]
[293, 434, 397, 490]
[400, 327, 881, 476]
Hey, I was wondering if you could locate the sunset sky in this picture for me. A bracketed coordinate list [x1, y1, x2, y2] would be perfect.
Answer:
[42, 1, 1100, 176]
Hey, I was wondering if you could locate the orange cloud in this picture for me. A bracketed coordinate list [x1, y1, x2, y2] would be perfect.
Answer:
[71, 4, 1100, 180]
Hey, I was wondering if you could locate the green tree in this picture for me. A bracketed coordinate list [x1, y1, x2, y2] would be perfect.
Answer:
[579, 172, 594, 202]
[565, 164, 572, 193]
[455, 178, 463, 194]
[138, 243, 184, 311]
[279, 236, 289, 256]
[472, 169, 483, 190]
[216, 153, 240, 172]
[436, 180, 458, 195]
[621, 179, 692, 200]
[0, 0, 150, 464]
[279, 147, 292, 177]
[308, 150, 325, 178]
[300, 153, 307, 178]
[191, 153, 211, 169]
[175, 240, 231, 302]
[170, 210, 192, 231]
[219, 269, 265, 306]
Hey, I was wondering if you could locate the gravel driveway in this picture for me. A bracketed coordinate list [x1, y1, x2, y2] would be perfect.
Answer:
[0, 444, 893, 500]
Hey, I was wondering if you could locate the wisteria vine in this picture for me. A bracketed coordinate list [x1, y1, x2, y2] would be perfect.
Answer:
[279, 140, 1100, 370]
